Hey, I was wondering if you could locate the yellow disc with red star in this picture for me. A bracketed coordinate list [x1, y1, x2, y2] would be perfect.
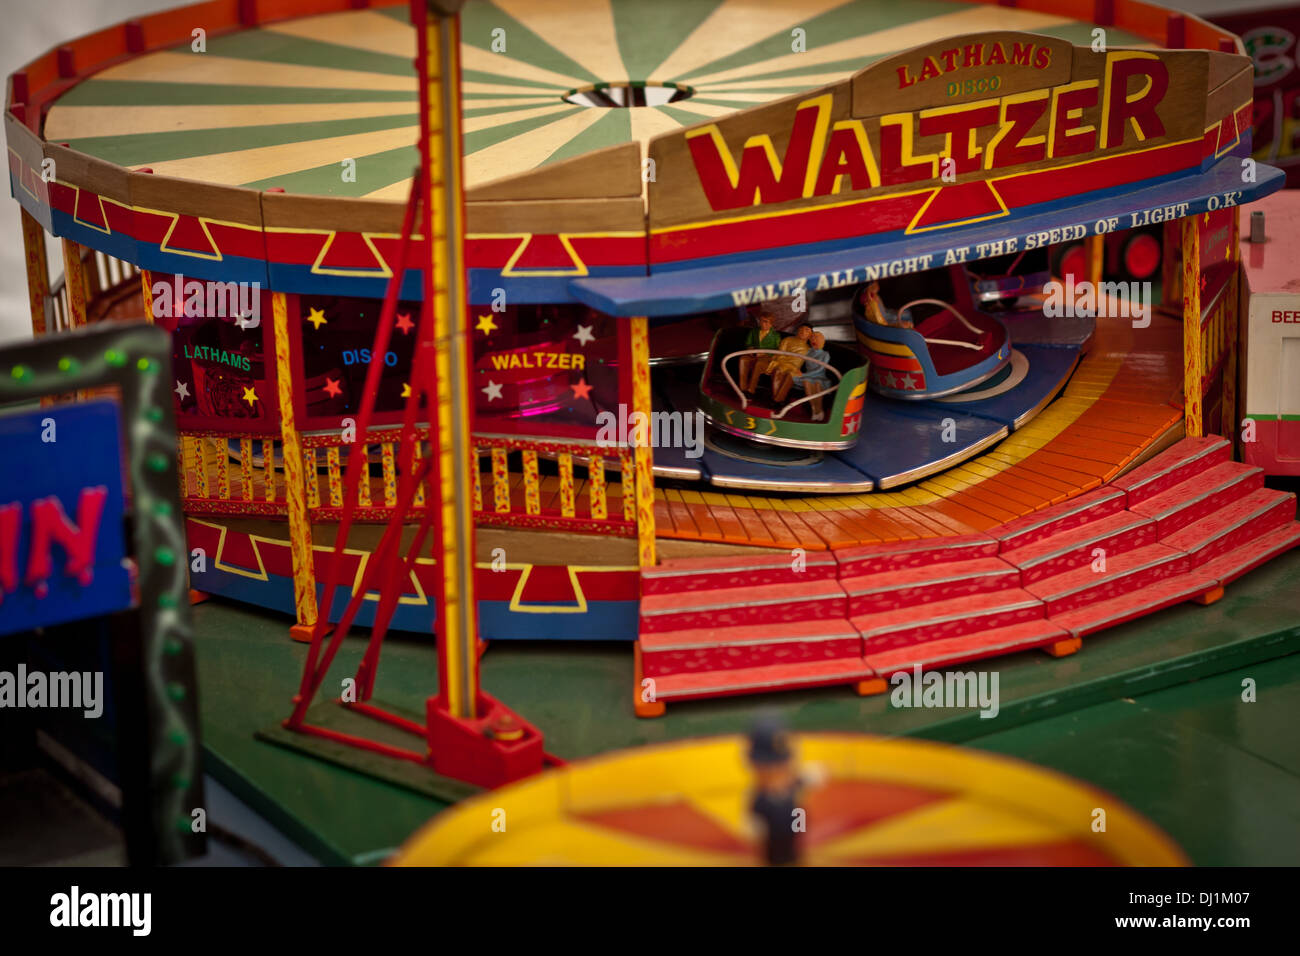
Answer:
[390, 734, 1187, 866]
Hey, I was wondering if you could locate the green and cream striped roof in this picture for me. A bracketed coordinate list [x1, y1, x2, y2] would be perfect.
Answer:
[43, 0, 1153, 200]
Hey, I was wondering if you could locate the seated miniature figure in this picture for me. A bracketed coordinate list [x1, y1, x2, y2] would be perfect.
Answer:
[794, 331, 832, 420]
[770, 324, 813, 404]
[861, 281, 914, 329]
[737, 312, 782, 395]
[852, 273, 1012, 401]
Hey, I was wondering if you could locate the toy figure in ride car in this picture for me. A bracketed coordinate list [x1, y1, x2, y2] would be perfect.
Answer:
[737, 312, 782, 395]
[770, 324, 813, 404]
[794, 330, 832, 421]
[861, 281, 914, 328]
[748, 716, 803, 866]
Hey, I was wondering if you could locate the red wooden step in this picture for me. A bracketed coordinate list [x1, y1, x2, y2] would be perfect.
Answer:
[638, 618, 861, 677]
[1129, 461, 1264, 538]
[638, 578, 847, 633]
[641, 550, 838, 596]
[1161, 488, 1296, 567]
[995, 487, 1127, 552]
[648, 657, 875, 702]
[863, 619, 1071, 676]
[1197, 522, 1300, 587]
[1048, 569, 1219, 638]
[1110, 436, 1230, 509]
[835, 532, 998, 578]
[1023, 543, 1189, 616]
[1000, 511, 1157, 584]
[840, 556, 1021, 616]
[852, 589, 1045, 655]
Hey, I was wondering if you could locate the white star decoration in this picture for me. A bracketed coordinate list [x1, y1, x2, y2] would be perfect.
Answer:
[482, 380, 503, 401]
[900, 373, 918, 390]
[572, 324, 595, 346]
[174, 380, 190, 401]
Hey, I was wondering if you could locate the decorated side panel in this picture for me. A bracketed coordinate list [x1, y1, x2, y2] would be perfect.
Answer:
[292, 294, 420, 428]
[157, 279, 279, 434]
[471, 302, 622, 441]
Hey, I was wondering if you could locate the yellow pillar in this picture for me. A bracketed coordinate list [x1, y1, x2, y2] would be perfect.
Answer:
[630, 315, 656, 568]
[1181, 217, 1203, 438]
[424, 10, 479, 719]
[140, 269, 155, 324]
[1223, 211, 1240, 447]
[1160, 220, 1182, 312]
[61, 238, 88, 329]
[271, 291, 318, 638]
[20, 209, 50, 336]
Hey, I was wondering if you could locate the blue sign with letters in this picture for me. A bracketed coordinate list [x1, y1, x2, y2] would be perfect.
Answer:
[0, 400, 132, 635]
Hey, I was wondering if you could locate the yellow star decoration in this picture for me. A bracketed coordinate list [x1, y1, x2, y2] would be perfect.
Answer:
[401, 382, 411, 398]
[475, 314, 498, 335]
[307, 308, 328, 330]
[242, 386, 259, 405]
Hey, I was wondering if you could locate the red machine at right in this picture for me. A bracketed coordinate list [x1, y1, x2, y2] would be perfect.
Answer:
[1240, 190, 1300, 476]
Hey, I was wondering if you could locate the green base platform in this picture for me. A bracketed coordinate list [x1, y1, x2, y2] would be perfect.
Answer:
[255, 701, 482, 806]
[193, 549, 1300, 866]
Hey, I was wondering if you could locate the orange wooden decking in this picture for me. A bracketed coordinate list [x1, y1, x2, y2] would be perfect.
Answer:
[653, 313, 1185, 551]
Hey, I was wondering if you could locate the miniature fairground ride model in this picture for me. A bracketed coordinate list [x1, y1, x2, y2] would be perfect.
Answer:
[391, 731, 1188, 866]
[8, 0, 1300, 769]
[0, 323, 202, 865]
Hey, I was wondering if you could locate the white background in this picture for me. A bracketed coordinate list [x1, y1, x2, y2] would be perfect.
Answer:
[0, 0, 176, 344]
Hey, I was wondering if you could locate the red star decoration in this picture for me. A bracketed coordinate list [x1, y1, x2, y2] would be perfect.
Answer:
[570, 379, 593, 401]
[395, 312, 414, 335]
[324, 377, 342, 398]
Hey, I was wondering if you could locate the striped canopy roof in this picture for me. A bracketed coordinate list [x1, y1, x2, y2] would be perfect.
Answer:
[42, 0, 1155, 200]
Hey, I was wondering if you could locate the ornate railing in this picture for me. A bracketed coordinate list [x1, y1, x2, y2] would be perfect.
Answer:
[472, 434, 637, 537]
[178, 426, 640, 537]
[178, 432, 287, 517]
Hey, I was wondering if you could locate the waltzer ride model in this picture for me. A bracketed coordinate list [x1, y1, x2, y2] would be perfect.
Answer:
[7, 0, 1300, 788]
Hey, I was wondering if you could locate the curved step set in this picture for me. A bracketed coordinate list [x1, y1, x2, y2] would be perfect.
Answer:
[634, 437, 1300, 716]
